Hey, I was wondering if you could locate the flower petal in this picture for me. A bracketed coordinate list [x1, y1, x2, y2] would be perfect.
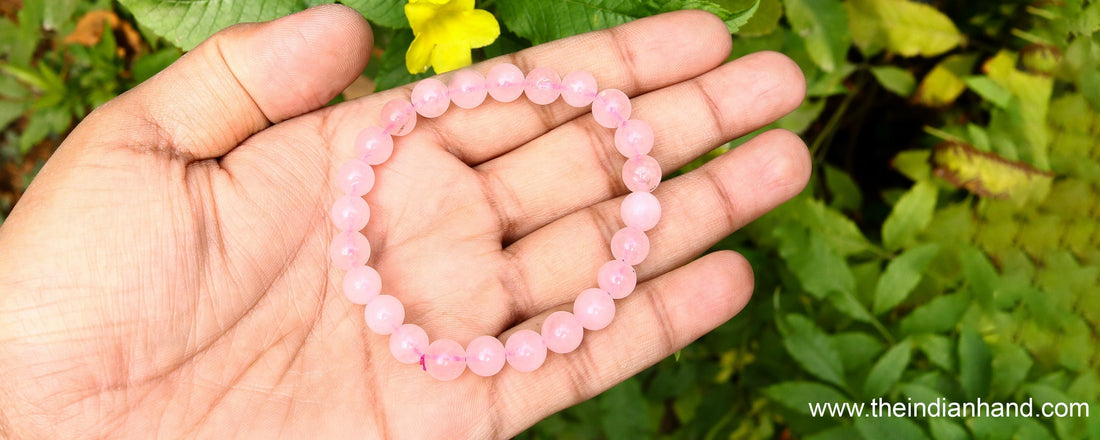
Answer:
[404, 2, 440, 35]
[430, 40, 472, 73]
[458, 9, 500, 48]
[406, 34, 435, 74]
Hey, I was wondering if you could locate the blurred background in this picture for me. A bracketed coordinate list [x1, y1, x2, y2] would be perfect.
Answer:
[1, 0, 1097, 438]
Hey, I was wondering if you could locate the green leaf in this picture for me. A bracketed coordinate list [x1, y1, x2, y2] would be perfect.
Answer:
[775, 224, 856, 299]
[845, 0, 963, 57]
[832, 331, 884, 372]
[873, 243, 940, 314]
[341, 0, 409, 28]
[963, 76, 1012, 108]
[898, 292, 969, 335]
[781, 314, 847, 389]
[373, 29, 432, 91]
[914, 54, 977, 107]
[731, 0, 782, 36]
[721, 0, 762, 33]
[0, 100, 27, 131]
[892, 149, 932, 182]
[824, 164, 862, 212]
[784, 0, 850, 72]
[118, 0, 306, 49]
[958, 329, 991, 400]
[863, 340, 912, 399]
[928, 419, 970, 440]
[599, 378, 649, 440]
[764, 381, 850, 415]
[882, 180, 937, 251]
[827, 289, 874, 323]
[855, 417, 930, 440]
[914, 333, 955, 372]
[806, 426, 865, 440]
[131, 48, 182, 85]
[871, 66, 916, 97]
[989, 342, 1032, 399]
[959, 245, 999, 307]
[498, 0, 647, 45]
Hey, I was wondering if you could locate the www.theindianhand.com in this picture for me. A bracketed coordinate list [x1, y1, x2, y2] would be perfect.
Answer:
[809, 398, 1091, 418]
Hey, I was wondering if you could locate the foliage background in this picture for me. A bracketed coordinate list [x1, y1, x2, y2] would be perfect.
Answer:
[2, 0, 1098, 438]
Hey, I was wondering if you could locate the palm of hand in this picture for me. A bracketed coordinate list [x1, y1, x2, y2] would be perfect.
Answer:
[0, 6, 809, 439]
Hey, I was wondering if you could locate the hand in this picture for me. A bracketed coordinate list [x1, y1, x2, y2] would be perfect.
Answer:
[0, 5, 809, 438]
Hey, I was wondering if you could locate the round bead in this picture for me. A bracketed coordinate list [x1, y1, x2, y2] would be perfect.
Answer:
[381, 99, 416, 136]
[597, 260, 637, 300]
[389, 323, 428, 364]
[560, 70, 597, 107]
[466, 335, 507, 377]
[620, 191, 662, 231]
[342, 265, 382, 305]
[524, 67, 561, 105]
[364, 295, 404, 335]
[505, 329, 547, 372]
[622, 155, 661, 192]
[592, 89, 631, 128]
[336, 159, 375, 197]
[330, 195, 370, 232]
[449, 69, 487, 109]
[353, 127, 394, 165]
[486, 63, 525, 102]
[614, 120, 654, 157]
[542, 311, 584, 354]
[411, 78, 450, 118]
[610, 227, 650, 266]
[424, 339, 466, 381]
[329, 231, 371, 270]
[574, 288, 616, 330]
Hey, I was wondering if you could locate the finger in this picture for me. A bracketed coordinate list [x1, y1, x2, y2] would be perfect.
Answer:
[479, 51, 806, 241]
[84, 4, 371, 160]
[493, 250, 754, 436]
[325, 10, 731, 164]
[504, 129, 810, 317]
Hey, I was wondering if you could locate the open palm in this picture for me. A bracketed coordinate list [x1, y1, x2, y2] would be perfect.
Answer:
[0, 6, 809, 439]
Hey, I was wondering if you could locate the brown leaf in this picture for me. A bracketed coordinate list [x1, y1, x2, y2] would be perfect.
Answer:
[932, 141, 1054, 202]
[62, 10, 144, 59]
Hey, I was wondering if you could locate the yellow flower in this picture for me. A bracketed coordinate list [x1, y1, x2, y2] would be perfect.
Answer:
[404, 0, 500, 74]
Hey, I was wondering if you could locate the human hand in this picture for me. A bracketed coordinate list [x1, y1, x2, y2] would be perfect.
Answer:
[0, 5, 809, 438]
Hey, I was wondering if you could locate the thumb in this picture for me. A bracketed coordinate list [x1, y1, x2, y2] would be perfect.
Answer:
[87, 4, 372, 160]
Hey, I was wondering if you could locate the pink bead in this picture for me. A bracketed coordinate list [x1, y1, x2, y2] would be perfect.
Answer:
[611, 227, 650, 266]
[364, 295, 403, 335]
[424, 339, 466, 381]
[486, 63, 525, 102]
[342, 265, 382, 305]
[449, 69, 487, 109]
[381, 99, 416, 136]
[411, 78, 450, 118]
[466, 335, 506, 377]
[524, 67, 561, 105]
[614, 120, 654, 157]
[597, 260, 637, 299]
[541, 311, 584, 354]
[621, 191, 662, 231]
[353, 126, 394, 165]
[336, 159, 375, 196]
[574, 288, 616, 330]
[592, 89, 631, 128]
[329, 231, 371, 270]
[505, 329, 547, 372]
[622, 155, 661, 192]
[560, 71, 597, 107]
[390, 324, 428, 364]
[330, 195, 370, 232]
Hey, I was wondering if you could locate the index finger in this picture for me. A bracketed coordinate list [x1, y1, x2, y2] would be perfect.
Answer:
[325, 10, 733, 164]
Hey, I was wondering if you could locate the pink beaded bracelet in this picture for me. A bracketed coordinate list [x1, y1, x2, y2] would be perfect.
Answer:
[330, 64, 661, 381]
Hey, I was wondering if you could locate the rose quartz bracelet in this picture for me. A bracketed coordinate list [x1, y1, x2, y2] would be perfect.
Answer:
[330, 64, 661, 380]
